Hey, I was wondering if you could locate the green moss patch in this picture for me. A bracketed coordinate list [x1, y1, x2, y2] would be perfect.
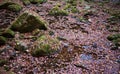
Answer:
[0, 59, 7, 66]
[0, 36, 7, 45]
[107, 34, 120, 41]
[22, 0, 31, 5]
[0, 2, 22, 12]
[107, 33, 120, 48]
[7, 3, 22, 12]
[49, 5, 68, 16]
[22, 0, 47, 5]
[2, 29, 15, 38]
[113, 38, 120, 47]
[64, 4, 79, 13]
[30, 0, 47, 4]
[66, 0, 77, 6]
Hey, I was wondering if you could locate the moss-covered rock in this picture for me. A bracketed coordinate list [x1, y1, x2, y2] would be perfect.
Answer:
[0, 2, 22, 12]
[0, 29, 5, 36]
[113, 38, 120, 47]
[107, 34, 120, 41]
[0, 1, 13, 9]
[66, 0, 77, 6]
[10, 10, 48, 33]
[31, 35, 60, 57]
[2, 29, 15, 38]
[71, 6, 79, 13]
[22, 0, 47, 5]
[0, 36, 7, 45]
[107, 34, 120, 48]
[49, 5, 68, 16]
[0, 59, 7, 66]
[22, 0, 31, 5]
[30, 0, 47, 4]
[7, 3, 22, 12]
[32, 29, 41, 35]
[14, 40, 28, 52]
[64, 4, 79, 13]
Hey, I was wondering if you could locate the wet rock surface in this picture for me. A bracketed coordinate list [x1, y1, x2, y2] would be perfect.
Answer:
[0, 0, 120, 74]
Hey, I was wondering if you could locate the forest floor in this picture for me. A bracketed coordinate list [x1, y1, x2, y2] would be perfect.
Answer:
[0, 0, 120, 74]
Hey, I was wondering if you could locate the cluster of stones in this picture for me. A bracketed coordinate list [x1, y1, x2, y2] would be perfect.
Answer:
[0, 0, 61, 57]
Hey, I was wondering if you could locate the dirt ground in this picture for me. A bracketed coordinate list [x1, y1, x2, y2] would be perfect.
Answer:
[0, 0, 120, 74]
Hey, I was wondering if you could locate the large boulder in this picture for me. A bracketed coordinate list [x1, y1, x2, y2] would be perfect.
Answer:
[31, 35, 60, 57]
[10, 10, 48, 33]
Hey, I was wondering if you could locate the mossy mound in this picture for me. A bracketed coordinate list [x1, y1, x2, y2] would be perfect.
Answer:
[14, 41, 28, 52]
[22, 0, 31, 5]
[31, 35, 60, 57]
[0, 59, 7, 66]
[107, 34, 120, 41]
[0, 36, 7, 45]
[22, 0, 47, 5]
[30, 0, 47, 4]
[66, 0, 77, 6]
[0, 29, 5, 36]
[49, 5, 68, 16]
[64, 4, 79, 13]
[0, 28, 14, 45]
[113, 38, 120, 47]
[10, 10, 48, 33]
[7, 3, 22, 12]
[107, 34, 120, 48]
[2, 29, 15, 38]
[0, 2, 22, 12]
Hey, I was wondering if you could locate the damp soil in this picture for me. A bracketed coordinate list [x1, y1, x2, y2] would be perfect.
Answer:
[0, 0, 120, 74]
